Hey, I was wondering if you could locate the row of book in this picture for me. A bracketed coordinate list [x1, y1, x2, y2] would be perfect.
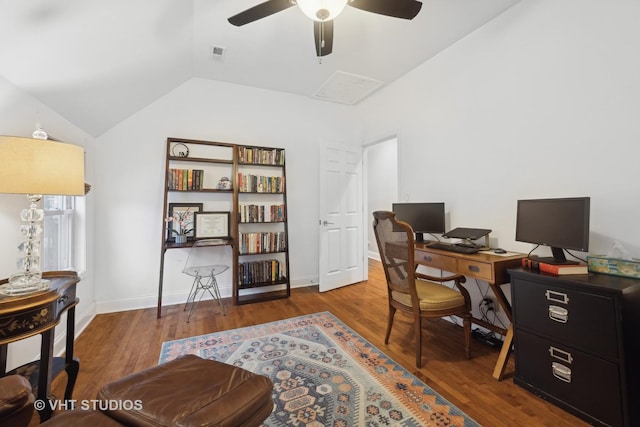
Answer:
[168, 169, 204, 191]
[237, 173, 285, 193]
[239, 204, 286, 223]
[238, 259, 284, 286]
[239, 232, 286, 254]
[522, 258, 588, 275]
[238, 147, 285, 165]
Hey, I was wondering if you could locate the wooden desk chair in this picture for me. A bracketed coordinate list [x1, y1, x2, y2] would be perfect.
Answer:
[372, 211, 472, 368]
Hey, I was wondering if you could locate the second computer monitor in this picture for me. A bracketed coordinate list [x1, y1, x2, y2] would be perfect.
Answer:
[392, 202, 445, 242]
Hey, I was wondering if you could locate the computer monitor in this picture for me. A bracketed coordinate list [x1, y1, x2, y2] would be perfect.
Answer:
[515, 197, 590, 264]
[392, 202, 445, 242]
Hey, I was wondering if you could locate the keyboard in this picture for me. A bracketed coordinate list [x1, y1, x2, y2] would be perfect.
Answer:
[428, 242, 480, 254]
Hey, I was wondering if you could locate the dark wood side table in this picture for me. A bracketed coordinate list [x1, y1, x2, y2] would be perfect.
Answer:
[0, 271, 80, 422]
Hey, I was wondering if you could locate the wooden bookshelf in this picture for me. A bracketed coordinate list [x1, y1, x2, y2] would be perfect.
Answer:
[157, 138, 290, 317]
[235, 145, 290, 305]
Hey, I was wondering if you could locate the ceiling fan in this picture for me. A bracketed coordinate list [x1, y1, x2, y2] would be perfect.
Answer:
[228, 0, 423, 57]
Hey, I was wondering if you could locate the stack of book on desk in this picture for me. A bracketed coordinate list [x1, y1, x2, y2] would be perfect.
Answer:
[522, 258, 588, 275]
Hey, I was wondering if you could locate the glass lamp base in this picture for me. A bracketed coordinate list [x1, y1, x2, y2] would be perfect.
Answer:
[0, 273, 49, 296]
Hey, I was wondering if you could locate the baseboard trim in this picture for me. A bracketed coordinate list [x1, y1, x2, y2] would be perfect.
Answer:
[96, 278, 319, 314]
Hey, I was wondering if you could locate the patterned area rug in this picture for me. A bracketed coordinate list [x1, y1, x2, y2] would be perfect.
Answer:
[159, 311, 479, 427]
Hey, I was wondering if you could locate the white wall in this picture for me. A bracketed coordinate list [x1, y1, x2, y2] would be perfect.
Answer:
[93, 78, 358, 311]
[357, 0, 640, 323]
[0, 75, 97, 370]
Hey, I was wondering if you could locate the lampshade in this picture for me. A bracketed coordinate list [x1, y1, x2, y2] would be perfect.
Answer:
[0, 133, 85, 295]
[0, 136, 85, 196]
[297, 0, 348, 21]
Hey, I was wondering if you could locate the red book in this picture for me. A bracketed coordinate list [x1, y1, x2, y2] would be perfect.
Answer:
[538, 262, 588, 275]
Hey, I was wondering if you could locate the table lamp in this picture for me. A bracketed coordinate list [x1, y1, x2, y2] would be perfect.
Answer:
[0, 128, 85, 295]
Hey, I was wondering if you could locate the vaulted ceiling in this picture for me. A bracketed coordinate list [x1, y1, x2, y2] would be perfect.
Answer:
[0, 0, 520, 136]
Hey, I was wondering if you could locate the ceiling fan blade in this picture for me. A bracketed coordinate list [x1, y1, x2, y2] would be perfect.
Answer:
[313, 20, 334, 57]
[228, 0, 296, 26]
[348, 0, 422, 20]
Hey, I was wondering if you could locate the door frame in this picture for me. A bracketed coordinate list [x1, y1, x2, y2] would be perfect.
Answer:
[363, 135, 399, 264]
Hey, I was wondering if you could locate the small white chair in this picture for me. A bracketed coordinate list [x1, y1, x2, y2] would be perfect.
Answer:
[183, 239, 229, 322]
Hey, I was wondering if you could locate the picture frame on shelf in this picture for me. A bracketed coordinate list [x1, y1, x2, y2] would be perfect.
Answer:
[166, 202, 203, 242]
[194, 211, 231, 239]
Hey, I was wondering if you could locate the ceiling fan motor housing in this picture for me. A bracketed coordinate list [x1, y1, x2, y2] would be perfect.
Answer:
[316, 9, 330, 20]
[297, 0, 348, 21]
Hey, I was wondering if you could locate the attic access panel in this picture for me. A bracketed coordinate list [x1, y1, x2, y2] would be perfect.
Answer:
[312, 71, 383, 105]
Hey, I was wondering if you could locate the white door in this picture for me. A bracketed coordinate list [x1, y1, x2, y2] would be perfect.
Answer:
[319, 143, 365, 292]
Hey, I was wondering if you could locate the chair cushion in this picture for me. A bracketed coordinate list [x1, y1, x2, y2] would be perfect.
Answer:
[97, 354, 273, 427]
[392, 279, 465, 311]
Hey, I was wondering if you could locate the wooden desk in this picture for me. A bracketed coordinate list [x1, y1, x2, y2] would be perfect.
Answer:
[414, 243, 525, 380]
[0, 271, 80, 421]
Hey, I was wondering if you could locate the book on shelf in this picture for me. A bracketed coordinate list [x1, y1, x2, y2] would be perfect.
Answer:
[238, 259, 283, 286]
[239, 204, 286, 223]
[168, 168, 204, 190]
[522, 258, 588, 275]
[237, 173, 285, 193]
[238, 147, 285, 165]
[239, 232, 286, 254]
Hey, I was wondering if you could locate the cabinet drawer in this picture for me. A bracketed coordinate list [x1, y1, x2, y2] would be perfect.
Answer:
[457, 259, 492, 281]
[415, 250, 457, 272]
[56, 285, 77, 316]
[515, 329, 623, 427]
[512, 278, 618, 358]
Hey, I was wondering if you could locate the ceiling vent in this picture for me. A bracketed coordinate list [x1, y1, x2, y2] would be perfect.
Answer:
[211, 45, 226, 59]
[312, 71, 383, 105]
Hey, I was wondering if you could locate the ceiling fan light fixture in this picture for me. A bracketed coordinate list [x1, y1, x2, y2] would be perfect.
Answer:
[297, 0, 348, 21]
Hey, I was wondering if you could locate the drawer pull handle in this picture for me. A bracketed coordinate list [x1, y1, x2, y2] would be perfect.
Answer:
[468, 265, 480, 273]
[552, 362, 572, 383]
[548, 305, 568, 323]
[549, 346, 573, 364]
[58, 295, 68, 304]
[423, 255, 432, 262]
[545, 290, 569, 304]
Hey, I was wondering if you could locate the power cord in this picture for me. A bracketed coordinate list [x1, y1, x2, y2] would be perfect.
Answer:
[473, 279, 508, 341]
[565, 249, 588, 264]
[528, 245, 587, 264]
[478, 297, 496, 323]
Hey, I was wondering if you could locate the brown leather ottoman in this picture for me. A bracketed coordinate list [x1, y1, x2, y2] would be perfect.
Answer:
[0, 374, 35, 427]
[40, 409, 124, 426]
[97, 354, 274, 427]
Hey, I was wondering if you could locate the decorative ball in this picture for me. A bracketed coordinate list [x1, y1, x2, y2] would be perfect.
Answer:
[217, 177, 232, 190]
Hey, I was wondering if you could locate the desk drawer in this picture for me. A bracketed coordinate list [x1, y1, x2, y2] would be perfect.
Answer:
[415, 251, 457, 272]
[458, 259, 492, 282]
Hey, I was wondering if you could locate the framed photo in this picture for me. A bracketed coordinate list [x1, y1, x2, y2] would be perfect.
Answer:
[166, 203, 203, 242]
[194, 211, 231, 239]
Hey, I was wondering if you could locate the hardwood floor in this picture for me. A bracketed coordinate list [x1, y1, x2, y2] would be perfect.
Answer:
[44, 259, 587, 426]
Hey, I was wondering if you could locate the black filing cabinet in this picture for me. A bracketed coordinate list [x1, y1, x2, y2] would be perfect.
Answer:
[509, 269, 640, 426]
